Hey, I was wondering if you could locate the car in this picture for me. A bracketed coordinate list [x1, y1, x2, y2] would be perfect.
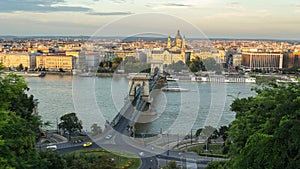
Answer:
[83, 142, 93, 147]
[46, 145, 57, 150]
[105, 135, 112, 139]
[138, 152, 144, 156]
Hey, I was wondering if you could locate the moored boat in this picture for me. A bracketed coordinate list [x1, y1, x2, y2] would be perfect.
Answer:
[161, 86, 189, 92]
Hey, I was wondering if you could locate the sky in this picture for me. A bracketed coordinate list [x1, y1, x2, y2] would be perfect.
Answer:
[0, 0, 299, 39]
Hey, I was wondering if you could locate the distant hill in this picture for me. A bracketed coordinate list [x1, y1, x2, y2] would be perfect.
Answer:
[0, 35, 298, 43]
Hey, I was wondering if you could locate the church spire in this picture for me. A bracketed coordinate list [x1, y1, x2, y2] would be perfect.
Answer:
[175, 30, 182, 49]
[167, 35, 171, 48]
[182, 35, 186, 50]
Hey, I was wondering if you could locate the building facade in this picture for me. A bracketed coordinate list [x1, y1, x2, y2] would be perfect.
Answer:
[36, 55, 74, 71]
[242, 52, 283, 71]
[283, 51, 300, 68]
[0, 53, 30, 69]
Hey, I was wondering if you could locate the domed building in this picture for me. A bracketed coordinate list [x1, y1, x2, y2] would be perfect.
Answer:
[150, 30, 190, 65]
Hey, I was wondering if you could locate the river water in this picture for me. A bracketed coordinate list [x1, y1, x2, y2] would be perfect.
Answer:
[25, 74, 255, 135]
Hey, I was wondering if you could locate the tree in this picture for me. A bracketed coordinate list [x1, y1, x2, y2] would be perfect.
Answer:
[163, 160, 180, 169]
[58, 113, 83, 140]
[217, 80, 300, 169]
[16, 63, 24, 71]
[189, 56, 204, 72]
[203, 57, 217, 71]
[91, 123, 102, 136]
[112, 57, 123, 70]
[0, 71, 45, 168]
[38, 150, 67, 169]
[124, 56, 136, 63]
[0, 111, 41, 168]
[168, 60, 187, 72]
[0, 63, 5, 73]
[202, 57, 223, 74]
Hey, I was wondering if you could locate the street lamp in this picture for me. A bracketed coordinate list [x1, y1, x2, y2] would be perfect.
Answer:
[190, 129, 197, 145]
[167, 133, 169, 156]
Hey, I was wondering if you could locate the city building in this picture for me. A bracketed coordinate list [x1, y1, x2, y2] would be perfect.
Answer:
[232, 53, 242, 67]
[36, 55, 74, 71]
[283, 51, 300, 68]
[148, 30, 187, 65]
[242, 52, 283, 71]
[0, 53, 30, 69]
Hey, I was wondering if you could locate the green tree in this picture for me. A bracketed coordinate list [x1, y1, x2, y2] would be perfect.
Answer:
[91, 123, 102, 136]
[112, 57, 123, 70]
[220, 81, 300, 169]
[168, 60, 187, 72]
[124, 56, 136, 63]
[0, 63, 5, 73]
[38, 150, 67, 169]
[163, 160, 180, 169]
[58, 113, 83, 140]
[0, 111, 40, 168]
[16, 63, 24, 71]
[203, 57, 223, 73]
[206, 160, 227, 169]
[189, 56, 204, 72]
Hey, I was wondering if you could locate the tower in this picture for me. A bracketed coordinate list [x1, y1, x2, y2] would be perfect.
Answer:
[167, 36, 171, 48]
[175, 30, 182, 49]
[182, 35, 186, 50]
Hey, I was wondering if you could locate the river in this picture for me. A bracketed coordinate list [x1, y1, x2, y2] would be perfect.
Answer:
[25, 74, 255, 135]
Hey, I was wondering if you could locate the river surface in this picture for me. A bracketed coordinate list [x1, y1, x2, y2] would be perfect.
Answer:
[25, 74, 255, 135]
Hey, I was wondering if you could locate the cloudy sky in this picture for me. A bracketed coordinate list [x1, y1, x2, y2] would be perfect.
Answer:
[0, 0, 299, 39]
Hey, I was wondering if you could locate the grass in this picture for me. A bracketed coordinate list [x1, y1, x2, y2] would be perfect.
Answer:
[187, 143, 228, 158]
[68, 148, 141, 169]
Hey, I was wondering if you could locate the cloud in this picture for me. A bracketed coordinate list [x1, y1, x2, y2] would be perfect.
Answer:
[111, 0, 127, 4]
[88, 11, 133, 16]
[0, 0, 90, 13]
[146, 2, 195, 9]
[204, 10, 272, 20]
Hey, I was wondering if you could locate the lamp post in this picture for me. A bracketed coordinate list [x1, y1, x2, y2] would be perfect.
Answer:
[177, 133, 179, 148]
[190, 129, 196, 145]
[167, 133, 169, 156]
[191, 129, 193, 145]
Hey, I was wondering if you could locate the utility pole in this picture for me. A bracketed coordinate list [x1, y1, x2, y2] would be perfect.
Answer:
[191, 129, 193, 145]
[167, 133, 169, 156]
[56, 117, 58, 134]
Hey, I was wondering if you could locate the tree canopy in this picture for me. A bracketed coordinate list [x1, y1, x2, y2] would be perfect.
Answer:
[0, 63, 43, 168]
[208, 80, 300, 168]
[58, 113, 83, 140]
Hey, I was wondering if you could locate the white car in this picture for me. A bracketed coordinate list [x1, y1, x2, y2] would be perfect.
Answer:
[46, 145, 57, 150]
[139, 152, 144, 156]
[105, 135, 112, 139]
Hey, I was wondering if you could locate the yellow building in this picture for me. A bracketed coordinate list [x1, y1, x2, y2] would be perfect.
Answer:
[150, 50, 184, 65]
[149, 30, 187, 65]
[66, 51, 80, 58]
[111, 50, 139, 60]
[36, 55, 73, 71]
[0, 53, 30, 68]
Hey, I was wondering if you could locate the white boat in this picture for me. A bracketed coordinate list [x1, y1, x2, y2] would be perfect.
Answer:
[161, 86, 189, 92]
[78, 72, 93, 77]
[166, 76, 179, 81]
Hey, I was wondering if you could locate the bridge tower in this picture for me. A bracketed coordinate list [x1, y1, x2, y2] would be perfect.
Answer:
[150, 60, 164, 75]
[128, 73, 150, 101]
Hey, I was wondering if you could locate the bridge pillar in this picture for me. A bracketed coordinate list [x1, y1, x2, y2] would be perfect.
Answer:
[150, 60, 164, 75]
[128, 73, 150, 101]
